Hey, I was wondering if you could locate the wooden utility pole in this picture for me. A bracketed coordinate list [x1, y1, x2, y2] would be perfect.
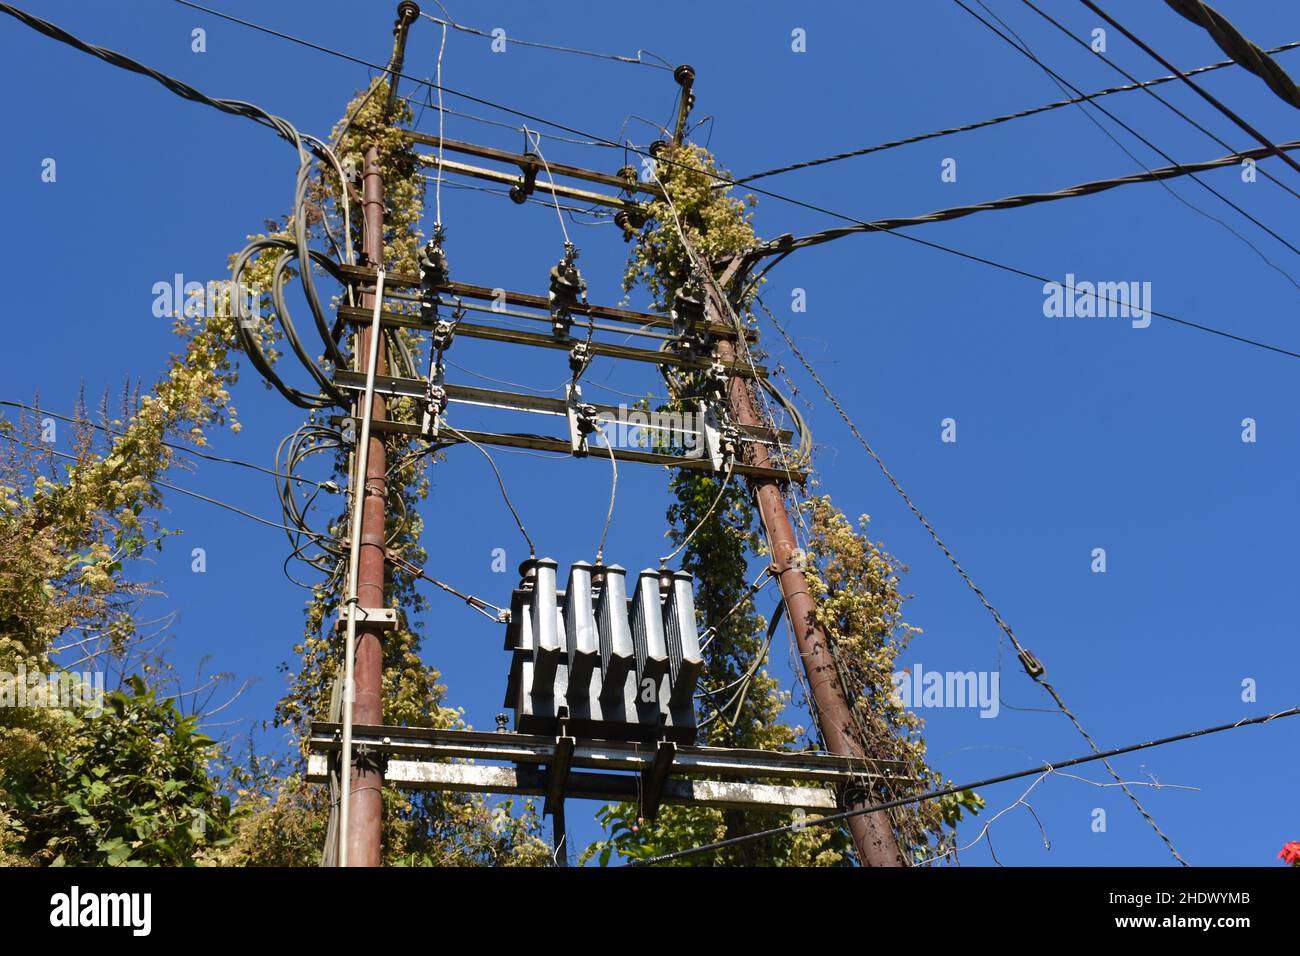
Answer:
[709, 263, 905, 868]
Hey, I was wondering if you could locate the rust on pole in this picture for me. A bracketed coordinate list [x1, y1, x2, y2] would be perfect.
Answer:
[672, 65, 695, 145]
[708, 263, 905, 868]
[345, 144, 389, 868]
[386, 2, 421, 116]
[340, 0, 420, 870]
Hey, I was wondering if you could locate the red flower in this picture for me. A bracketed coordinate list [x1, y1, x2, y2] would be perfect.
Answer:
[1280, 841, 1300, 866]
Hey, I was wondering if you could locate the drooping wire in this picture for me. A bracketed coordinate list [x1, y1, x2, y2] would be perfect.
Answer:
[133, 0, 1300, 360]
[444, 425, 535, 556]
[729, 40, 1300, 184]
[1074, 0, 1300, 177]
[629, 704, 1300, 866]
[522, 126, 572, 248]
[433, 18, 447, 228]
[419, 4, 673, 71]
[755, 295, 1188, 865]
[593, 424, 618, 565]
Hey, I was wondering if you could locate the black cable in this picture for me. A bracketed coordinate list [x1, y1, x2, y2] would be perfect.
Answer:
[1077, 0, 1300, 177]
[118, 1, 1300, 361]
[7, 437, 324, 540]
[756, 296, 1187, 864]
[732, 41, 1300, 185]
[1019, 0, 1299, 202]
[768, 138, 1300, 251]
[0, 3, 356, 411]
[951, 0, 1300, 261]
[0, 399, 337, 491]
[963, 0, 1300, 290]
[1164, 0, 1300, 110]
[629, 704, 1300, 866]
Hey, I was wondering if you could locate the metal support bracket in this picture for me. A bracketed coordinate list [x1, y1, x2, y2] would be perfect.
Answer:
[336, 606, 399, 632]
[543, 735, 575, 817]
[565, 383, 599, 456]
[640, 739, 677, 821]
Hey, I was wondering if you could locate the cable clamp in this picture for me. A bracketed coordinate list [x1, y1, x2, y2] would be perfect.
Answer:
[421, 362, 447, 439]
[565, 383, 599, 456]
[1018, 647, 1045, 679]
[548, 243, 586, 340]
[510, 152, 540, 204]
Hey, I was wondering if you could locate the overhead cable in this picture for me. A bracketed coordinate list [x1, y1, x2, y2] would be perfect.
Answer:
[731, 41, 1299, 184]
[629, 704, 1300, 865]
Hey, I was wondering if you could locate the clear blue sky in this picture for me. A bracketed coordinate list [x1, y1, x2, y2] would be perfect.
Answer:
[3, 0, 1298, 866]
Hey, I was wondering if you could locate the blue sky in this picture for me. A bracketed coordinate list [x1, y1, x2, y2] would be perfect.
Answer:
[3, 0, 1298, 866]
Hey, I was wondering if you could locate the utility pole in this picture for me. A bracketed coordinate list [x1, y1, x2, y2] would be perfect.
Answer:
[340, 1, 420, 868]
[708, 263, 905, 868]
[343, 143, 389, 868]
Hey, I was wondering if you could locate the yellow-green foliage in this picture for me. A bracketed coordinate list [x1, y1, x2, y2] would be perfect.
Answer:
[0, 290, 242, 866]
[624, 143, 758, 307]
[594, 142, 972, 865]
[802, 496, 982, 862]
[221, 83, 549, 866]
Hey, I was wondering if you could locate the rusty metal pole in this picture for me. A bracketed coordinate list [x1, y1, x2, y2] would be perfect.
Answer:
[708, 271, 905, 868]
[340, 0, 421, 870]
[344, 145, 388, 868]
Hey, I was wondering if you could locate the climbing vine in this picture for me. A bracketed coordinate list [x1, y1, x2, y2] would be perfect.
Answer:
[585, 142, 975, 865]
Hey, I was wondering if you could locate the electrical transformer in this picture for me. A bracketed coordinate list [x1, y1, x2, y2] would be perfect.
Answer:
[503, 558, 702, 744]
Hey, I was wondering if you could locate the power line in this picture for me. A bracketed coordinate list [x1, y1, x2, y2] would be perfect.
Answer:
[1077, 0, 1300, 177]
[418, 6, 673, 70]
[950, 0, 1300, 261]
[1018, 0, 1300, 202]
[960, 0, 1300, 290]
[5, 435, 326, 539]
[102, 2, 1300, 360]
[755, 296, 1187, 865]
[764, 138, 1300, 252]
[731, 41, 1300, 185]
[0, 399, 338, 492]
[1163, 0, 1300, 110]
[629, 704, 1300, 865]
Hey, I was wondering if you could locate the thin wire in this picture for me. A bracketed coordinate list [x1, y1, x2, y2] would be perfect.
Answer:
[659, 459, 734, 567]
[145, 1, 1300, 360]
[522, 126, 572, 248]
[1075, 0, 1300, 177]
[757, 296, 1187, 865]
[434, 19, 447, 227]
[697, 567, 774, 654]
[0, 399, 337, 491]
[628, 704, 1300, 866]
[419, 7, 673, 71]
[730, 41, 1300, 184]
[6, 437, 327, 540]
[444, 424, 535, 556]
[594, 424, 618, 564]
